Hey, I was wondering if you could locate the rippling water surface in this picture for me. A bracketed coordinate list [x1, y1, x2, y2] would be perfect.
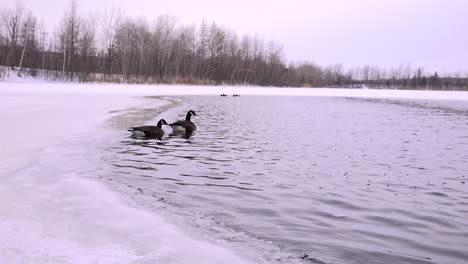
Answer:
[101, 96, 468, 264]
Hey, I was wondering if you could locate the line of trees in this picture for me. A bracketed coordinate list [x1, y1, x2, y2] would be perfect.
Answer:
[1, 1, 467, 90]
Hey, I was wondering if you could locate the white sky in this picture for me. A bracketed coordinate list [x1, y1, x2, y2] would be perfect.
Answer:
[3, 0, 468, 73]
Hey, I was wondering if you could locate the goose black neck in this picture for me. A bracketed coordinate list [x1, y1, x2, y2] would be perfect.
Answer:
[157, 120, 164, 128]
[185, 112, 192, 121]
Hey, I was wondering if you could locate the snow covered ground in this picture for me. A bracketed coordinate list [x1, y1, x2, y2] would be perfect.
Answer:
[1, 77, 468, 264]
[2, 71, 468, 100]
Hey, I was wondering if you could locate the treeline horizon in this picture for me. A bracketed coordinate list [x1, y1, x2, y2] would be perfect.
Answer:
[1, 1, 467, 90]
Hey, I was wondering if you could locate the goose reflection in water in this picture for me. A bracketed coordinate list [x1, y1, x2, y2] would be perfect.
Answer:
[170, 130, 194, 140]
[127, 130, 194, 141]
[124, 139, 168, 149]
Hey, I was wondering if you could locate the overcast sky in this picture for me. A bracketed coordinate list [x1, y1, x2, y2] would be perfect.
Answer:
[3, 0, 468, 73]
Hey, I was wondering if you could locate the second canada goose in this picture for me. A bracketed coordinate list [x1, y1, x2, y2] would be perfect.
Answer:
[128, 119, 169, 138]
[170, 110, 197, 132]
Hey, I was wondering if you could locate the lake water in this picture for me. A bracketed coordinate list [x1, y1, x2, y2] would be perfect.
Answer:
[81, 96, 468, 263]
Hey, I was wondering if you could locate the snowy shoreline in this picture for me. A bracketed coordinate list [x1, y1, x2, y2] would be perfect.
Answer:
[2, 73, 468, 101]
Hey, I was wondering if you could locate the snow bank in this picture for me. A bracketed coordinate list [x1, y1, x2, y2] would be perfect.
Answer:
[3, 76, 468, 101]
[1, 152, 252, 264]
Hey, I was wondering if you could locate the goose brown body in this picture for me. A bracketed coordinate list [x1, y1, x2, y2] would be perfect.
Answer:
[128, 119, 169, 138]
[170, 110, 197, 133]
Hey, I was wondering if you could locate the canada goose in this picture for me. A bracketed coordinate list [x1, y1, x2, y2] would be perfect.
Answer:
[128, 119, 169, 138]
[170, 110, 197, 132]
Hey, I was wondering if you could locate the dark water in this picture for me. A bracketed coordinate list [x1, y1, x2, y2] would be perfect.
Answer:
[101, 96, 468, 264]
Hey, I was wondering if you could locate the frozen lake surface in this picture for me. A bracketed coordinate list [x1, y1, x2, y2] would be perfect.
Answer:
[1, 82, 468, 264]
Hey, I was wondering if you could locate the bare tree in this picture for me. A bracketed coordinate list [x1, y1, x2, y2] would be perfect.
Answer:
[78, 14, 96, 76]
[0, 7, 5, 45]
[361, 65, 370, 83]
[100, 8, 123, 75]
[57, 1, 81, 80]
[1, 1, 467, 90]
[152, 14, 177, 79]
[17, 12, 36, 71]
[2, 0, 24, 68]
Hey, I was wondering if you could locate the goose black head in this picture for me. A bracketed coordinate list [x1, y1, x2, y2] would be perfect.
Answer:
[157, 119, 169, 127]
[185, 110, 198, 121]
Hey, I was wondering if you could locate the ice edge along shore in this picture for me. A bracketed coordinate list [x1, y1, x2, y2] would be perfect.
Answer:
[0, 82, 255, 264]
